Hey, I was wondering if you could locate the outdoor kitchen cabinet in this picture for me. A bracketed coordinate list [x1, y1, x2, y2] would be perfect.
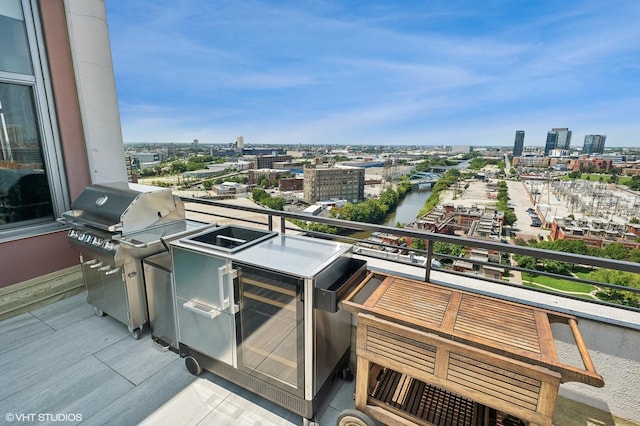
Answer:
[143, 252, 178, 351]
[172, 248, 240, 367]
[170, 228, 367, 422]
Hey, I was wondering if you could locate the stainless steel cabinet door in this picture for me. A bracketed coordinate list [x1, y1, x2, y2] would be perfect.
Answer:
[176, 296, 236, 366]
[172, 247, 228, 309]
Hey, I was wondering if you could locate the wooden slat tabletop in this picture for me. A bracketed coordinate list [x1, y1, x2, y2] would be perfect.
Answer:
[342, 273, 604, 387]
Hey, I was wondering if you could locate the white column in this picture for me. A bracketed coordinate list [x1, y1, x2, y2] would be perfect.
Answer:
[64, 0, 127, 183]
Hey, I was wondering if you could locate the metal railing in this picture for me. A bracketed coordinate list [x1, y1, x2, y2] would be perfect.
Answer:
[182, 196, 640, 314]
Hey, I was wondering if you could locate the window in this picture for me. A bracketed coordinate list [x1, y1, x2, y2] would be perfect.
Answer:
[0, 0, 65, 232]
[0, 83, 53, 224]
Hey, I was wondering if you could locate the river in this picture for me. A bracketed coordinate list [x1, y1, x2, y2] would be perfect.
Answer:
[382, 158, 471, 227]
[382, 188, 432, 226]
[349, 158, 470, 239]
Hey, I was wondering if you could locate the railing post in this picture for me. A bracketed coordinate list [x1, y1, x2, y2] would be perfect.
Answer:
[280, 216, 286, 234]
[268, 215, 273, 231]
[425, 239, 434, 282]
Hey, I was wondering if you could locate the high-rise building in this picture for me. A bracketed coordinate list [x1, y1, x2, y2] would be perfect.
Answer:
[545, 128, 572, 156]
[254, 154, 292, 169]
[583, 135, 606, 154]
[544, 132, 557, 156]
[303, 165, 365, 204]
[513, 130, 525, 157]
[553, 128, 572, 150]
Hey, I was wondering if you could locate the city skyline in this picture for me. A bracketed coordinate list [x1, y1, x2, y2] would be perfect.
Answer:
[106, 0, 640, 147]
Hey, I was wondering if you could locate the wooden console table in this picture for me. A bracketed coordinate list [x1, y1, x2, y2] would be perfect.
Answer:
[338, 273, 604, 426]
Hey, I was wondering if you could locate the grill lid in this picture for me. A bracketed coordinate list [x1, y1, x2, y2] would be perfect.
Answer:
[62, 182, 185, 234]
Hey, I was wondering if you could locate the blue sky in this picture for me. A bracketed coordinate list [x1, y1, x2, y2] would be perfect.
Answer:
[105, 0, 640, 147]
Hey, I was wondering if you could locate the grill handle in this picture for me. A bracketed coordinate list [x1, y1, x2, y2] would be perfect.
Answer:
[113, 235, 149, 248]
[60, 212, 120, 232]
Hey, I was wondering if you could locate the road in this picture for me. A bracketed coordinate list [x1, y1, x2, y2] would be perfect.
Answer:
[506, 180, 550, 241]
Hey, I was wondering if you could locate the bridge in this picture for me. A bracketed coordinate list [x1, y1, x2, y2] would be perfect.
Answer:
[408, 172, 441, 188]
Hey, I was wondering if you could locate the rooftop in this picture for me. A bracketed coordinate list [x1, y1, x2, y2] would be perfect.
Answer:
[2, 199, 639, 425]
[0, 292, 357, 425]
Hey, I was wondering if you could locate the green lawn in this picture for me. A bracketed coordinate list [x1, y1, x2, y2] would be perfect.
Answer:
[521, 272, 597, 294]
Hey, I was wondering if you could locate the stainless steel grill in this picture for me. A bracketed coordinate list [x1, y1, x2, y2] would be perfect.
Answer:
[60, 182, 208, 339]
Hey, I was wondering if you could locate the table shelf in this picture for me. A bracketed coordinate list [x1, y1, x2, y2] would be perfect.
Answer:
[337, 272, 604, 426]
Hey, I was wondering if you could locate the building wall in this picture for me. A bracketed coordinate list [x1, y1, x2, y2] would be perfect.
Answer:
[1, 0, 125, 288]
[279, 177, 303, 191]
[303, 165, 365, 203]
[253, 155, 292, 169]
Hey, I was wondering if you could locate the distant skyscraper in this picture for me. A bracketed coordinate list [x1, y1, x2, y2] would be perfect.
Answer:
[237, 136, 244, 149]
[553, 128, 572, 150]
[513, 130, 524, 157]
[544, 132, 557, 156]
[544, 128, 572, 156]
[583, 135, 606, 154]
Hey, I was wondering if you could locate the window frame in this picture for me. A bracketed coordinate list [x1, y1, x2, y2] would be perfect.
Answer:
[0, 0, 69, 238]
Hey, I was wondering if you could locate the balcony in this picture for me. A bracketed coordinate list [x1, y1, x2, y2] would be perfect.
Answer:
[1, 197, 639, 425]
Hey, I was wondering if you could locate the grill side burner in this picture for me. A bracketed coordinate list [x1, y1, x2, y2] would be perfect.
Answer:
[60, 182, 207, 339]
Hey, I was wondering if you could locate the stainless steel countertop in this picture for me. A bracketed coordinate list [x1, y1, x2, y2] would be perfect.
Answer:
[172, 233, 352, 277]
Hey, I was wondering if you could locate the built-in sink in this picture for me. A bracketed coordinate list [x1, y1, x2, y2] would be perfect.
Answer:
[184, 225, 277, 253]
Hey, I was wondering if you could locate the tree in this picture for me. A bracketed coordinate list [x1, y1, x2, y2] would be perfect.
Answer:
[628, 248, 640, 263]
[502, 210, 517, 227]
[513, 254, 538, 270]
[589, 268, 640, 308]
[410, 239, 426, 250]
[262, 197, 285, 210]
[252, 188, 269, 202]
[169, 161, 187, 174]
[601, 243, 628, 260]
[434, 242, 464, 257]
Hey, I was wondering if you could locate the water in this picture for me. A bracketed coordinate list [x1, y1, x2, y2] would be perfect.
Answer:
[346, 188, 432, 241]
[348, 158, 470, 239]
[382, 158, 471, 227]
[383, 188, 432, 226]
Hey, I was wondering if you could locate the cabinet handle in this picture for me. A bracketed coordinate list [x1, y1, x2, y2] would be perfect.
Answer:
[89, 261, 103, 269]
[218, 266, 228, 310]
[105, 267, 121, 276]
[183, 300, 221, 319]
